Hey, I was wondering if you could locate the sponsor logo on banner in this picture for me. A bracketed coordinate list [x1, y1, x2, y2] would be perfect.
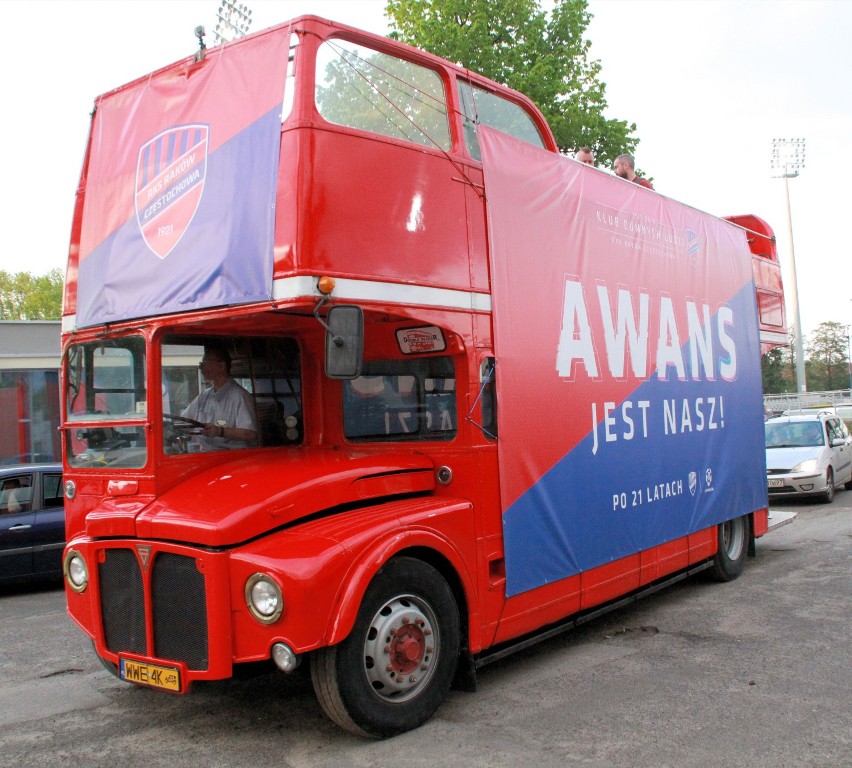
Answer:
[689, 471, 698, 496]
[686, 228, 700, 266]
[135, 124, 209, 259]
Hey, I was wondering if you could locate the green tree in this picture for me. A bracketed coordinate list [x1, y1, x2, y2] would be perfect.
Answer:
[385, 0, 638, 162]
[761, 346, 795, 394]
[805, 321, 850, 391]
[0, 269, 64, 320]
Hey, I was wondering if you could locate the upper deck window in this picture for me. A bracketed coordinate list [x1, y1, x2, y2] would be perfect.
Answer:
[315, 39, 451, 151]
[458, 80, 545, 161]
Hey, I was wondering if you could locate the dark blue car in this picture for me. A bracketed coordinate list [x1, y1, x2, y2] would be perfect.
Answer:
[0, 464, 64, 583]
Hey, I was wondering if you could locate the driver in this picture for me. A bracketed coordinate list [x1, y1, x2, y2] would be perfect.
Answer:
[181, 344, 258, 451]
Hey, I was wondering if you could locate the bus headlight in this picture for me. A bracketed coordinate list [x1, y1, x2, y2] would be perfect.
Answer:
[64, 550, 89, 593]
[245, 573, 284, 624]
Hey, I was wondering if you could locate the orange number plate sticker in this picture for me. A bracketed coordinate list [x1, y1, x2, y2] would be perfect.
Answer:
[119, 657, 181, 692]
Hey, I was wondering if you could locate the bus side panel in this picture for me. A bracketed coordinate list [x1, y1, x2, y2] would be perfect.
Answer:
[492, 531, 695, 644]
[641, 535, 689, 584]
[479, 127, 768, 609]
[290, 127, 482, 292]
[752, 508, 769, 538]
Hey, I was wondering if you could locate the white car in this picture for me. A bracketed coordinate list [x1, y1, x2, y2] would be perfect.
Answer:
[765, 412, 852, 502]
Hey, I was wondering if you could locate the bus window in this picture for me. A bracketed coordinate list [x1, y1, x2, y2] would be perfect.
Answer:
[343, 356, 456, 441]
[458, 80, 545, 161]
[315, 38, 451, 151]
[65, 337, 147, 469]
[161, 336, 302, 455]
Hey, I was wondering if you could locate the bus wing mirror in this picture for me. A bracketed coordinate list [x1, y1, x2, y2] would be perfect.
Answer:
[325, 305, 364, 379]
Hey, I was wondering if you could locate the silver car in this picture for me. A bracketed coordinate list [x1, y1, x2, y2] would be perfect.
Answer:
[765, 413, 852, 502]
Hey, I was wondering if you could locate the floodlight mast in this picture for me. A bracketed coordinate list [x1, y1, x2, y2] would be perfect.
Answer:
[213, 0, 253, 45]
[771, 137, 806, 393]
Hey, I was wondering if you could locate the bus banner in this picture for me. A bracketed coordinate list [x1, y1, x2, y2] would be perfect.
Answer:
[75, 31, 290, 328]
[479, 128, 767, 597]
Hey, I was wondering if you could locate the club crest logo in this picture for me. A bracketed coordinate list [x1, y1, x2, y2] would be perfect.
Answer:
[688, 471, 698, 496]
[686, 228, 700, 266]
[135, 124, 209, 259]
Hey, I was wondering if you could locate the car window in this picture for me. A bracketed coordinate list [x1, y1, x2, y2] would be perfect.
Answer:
[826, 419, 844, 443]
[43, 473, 64, 508]
[765, 421, 823, 448]
[0, 475, 34, 514]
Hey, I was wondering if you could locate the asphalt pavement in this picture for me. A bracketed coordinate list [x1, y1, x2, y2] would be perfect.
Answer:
[1, 492, 850, 767]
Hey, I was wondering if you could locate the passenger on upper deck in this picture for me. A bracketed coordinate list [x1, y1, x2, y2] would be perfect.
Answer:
[614, 153, 654, 189]
[575, 146, 596, 166]
[181, 345, 258, 451]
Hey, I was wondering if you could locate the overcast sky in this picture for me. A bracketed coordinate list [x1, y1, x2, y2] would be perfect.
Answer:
[1, 0, 848, 338]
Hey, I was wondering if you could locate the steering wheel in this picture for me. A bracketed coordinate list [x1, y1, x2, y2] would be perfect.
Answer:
[162, 414, 206, 454]
[163, 414, 205, 429]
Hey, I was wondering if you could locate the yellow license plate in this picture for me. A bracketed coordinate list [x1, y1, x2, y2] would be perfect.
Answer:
[119, 657, 181, 692]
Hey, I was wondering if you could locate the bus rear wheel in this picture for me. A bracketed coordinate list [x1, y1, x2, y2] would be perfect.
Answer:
[711, 514, 749, 582]
[311, 557, 460, 738]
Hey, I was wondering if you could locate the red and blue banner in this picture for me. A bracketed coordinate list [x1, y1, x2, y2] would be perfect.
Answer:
[135, 124, 209, 259]
[479, 128, 767, 597]
[76, 31, 290, 327]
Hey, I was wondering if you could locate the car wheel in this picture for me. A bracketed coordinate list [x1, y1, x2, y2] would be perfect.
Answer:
[710, 514, 749, 582]
[311, 557, 460, 738]
[820, 467, 835, 503]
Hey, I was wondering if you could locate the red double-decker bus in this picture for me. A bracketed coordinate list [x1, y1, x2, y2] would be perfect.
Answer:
[60, 16, 786, 737]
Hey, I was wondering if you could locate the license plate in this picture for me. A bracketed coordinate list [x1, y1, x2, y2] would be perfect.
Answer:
[120, 657, 181, 692]
[768, 478, 785, 488]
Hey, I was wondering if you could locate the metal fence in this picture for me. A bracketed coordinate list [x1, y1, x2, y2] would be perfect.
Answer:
[763, 390, 852, 414]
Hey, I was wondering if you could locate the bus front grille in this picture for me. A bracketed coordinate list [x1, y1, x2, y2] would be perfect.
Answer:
[99, 548, 209, 671]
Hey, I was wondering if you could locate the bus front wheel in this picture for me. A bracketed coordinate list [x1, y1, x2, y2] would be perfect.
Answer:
[311, 557, 460, 738]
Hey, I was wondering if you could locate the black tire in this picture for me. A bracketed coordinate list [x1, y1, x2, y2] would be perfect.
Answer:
[311, 557, 460, 738]
[711, 514, 749, 582]
[820, 467, 835, 503]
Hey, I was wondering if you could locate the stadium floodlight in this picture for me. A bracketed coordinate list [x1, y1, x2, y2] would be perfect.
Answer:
[771, 137, 805, 178]
[771, 138, 806, 393]
[213, 0, 253, 45]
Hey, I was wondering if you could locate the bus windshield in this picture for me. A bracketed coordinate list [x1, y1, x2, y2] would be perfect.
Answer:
[161, 335, 302, 456]
[64, 336, 148, 468]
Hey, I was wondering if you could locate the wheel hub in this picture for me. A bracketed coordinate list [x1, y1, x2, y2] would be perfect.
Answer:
[363, 596, 439, 701]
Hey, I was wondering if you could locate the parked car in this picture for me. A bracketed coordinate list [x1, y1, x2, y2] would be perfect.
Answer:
[765, 412, 852, 503]
[0, 453, 56, 465]
[0, 463, 64, 583]
[835, 404, 852, 432]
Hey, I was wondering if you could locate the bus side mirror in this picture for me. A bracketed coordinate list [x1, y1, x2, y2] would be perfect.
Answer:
[325, 305, 364, 379]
